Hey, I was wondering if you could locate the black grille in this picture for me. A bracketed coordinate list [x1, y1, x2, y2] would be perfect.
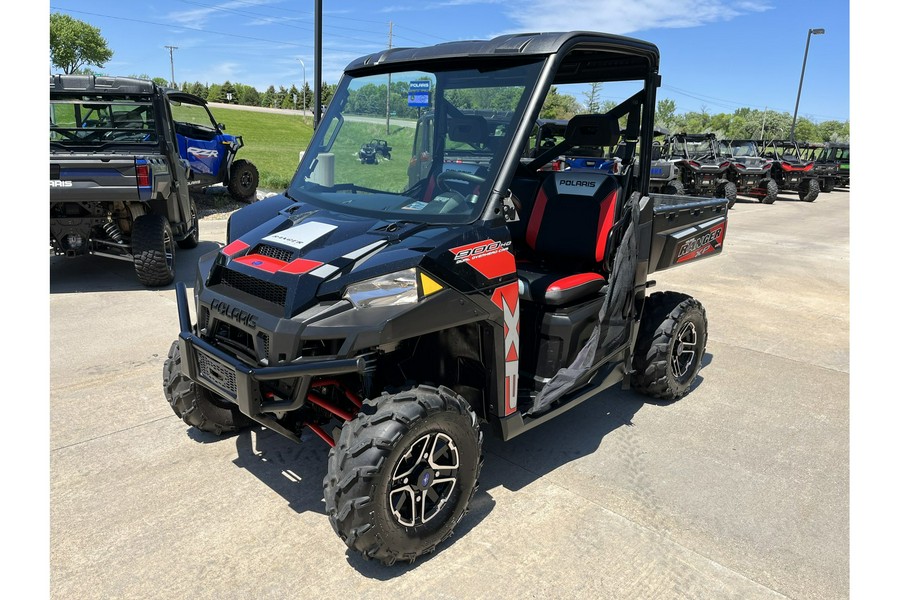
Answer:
[254, 244, 293, 263]
[220, 268, 287, 306]
[199, 307, 210, 331]
[197, 352, 238, 397]
[259, 333, 270, 360]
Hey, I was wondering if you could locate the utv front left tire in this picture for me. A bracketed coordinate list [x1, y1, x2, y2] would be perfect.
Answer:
[632, 291, 708, 400]
[324, 385, 483, 565]
[163, 341, 252, 435]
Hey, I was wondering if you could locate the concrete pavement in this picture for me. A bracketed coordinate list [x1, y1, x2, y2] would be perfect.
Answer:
[49, 189, 849, 599]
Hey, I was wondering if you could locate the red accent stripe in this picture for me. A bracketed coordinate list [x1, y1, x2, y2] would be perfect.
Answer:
[526, 186, 548, 250]
[222, 240, 249, 257]
[424, 176, 436, 202]
[595, 189, 618, 263]
[280, 258, 323, 274]
[234, 254, 287, 273]
[547, 272, 605, 292]
[306, 423, 335, 447]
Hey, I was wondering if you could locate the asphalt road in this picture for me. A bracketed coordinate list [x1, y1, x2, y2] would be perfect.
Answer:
[49, 189, 849, 599]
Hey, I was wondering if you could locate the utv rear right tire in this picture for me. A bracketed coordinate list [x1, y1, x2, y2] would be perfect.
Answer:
[228, 159, 259, 203]
[324, 385, 482, 565]
[761, 179, 778, 204]
[632, 291, 708, 401]
[163, 341, 252, 435]
[132, 214, 175, 287]
[799, 178, 820, 202]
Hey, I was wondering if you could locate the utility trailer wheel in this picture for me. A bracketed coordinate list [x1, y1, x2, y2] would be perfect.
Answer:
[177, 199, 200, 249]
[761, 179, 778, 204]
[163, 341, 252, 435]
[228, 159, 259, 202]
[632, 291, 708, 401]
[324, 385, 482, 565]
[799, 178, 820, 202]
[132, 214, 175, 287]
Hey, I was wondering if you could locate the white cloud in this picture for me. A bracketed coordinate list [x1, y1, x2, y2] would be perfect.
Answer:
[501, 0, 772, 35]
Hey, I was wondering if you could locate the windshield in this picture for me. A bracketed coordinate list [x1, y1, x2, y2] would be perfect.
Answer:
[727, 141, 758, 157]
[50, 97, 158, 145]
[674, 137, 715, 159]
[288, 60, 543, 224]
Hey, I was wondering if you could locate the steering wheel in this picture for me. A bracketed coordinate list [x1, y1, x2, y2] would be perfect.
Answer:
[436, 169, 486, 188]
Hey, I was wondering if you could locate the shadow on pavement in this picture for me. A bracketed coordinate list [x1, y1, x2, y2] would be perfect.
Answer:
[49, 239, 221, 294]
[183, 351, 713, 578]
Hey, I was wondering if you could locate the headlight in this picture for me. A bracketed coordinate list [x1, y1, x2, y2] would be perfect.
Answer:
[343, 268, 419, 309]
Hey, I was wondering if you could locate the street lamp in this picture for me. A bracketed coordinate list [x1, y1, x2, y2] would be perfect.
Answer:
[297, 58, 307, 115]
[790, 27, 825, 141]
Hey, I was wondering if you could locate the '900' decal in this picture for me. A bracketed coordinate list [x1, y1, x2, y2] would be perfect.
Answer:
[449, 239, 515, 279]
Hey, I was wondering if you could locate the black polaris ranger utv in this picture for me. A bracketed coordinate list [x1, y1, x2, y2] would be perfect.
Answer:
[163, 31, 728, 565]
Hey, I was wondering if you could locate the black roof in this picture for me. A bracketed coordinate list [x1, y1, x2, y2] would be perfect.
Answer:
[345, 31, 659, 79]
[50, 74, 162, 95]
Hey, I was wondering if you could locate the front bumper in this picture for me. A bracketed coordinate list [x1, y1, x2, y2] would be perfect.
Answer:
[174, 282, 366, 422]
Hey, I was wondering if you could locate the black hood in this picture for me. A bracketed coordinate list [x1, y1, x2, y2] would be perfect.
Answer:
[210, 201, 454, 317]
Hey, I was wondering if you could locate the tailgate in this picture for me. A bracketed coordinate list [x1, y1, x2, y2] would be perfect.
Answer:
[647, 194, 728, 273]
[50, 155, 142, 202]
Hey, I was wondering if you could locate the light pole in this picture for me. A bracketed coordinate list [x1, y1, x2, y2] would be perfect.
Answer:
[790, 27, 825, 141]
[297, 58, 307, 115]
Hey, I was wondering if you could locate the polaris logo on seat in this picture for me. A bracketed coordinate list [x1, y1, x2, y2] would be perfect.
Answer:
[558, 179, 596, 188]
[187, 147, 218, 158]
[556, 174, 604, 196]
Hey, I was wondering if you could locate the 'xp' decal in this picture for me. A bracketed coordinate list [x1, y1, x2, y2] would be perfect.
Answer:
[187, 147, 219, 158]
[491, 283, 520, 415]
[676, 223, 726, 263]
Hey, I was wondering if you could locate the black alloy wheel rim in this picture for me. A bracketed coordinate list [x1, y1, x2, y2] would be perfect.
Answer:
[389, 432, 459, 527]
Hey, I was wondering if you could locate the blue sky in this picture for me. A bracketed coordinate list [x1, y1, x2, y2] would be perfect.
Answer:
[46, 0, 850, 123]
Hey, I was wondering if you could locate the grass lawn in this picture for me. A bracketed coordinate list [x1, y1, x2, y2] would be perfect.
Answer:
[209, 108, 315, 191]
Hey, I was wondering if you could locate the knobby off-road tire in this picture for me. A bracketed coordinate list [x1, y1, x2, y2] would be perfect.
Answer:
[177, 199, 200, 249]
[663, 180, 685, 195]
[821, 178, 835, 193]
[632, 291, 709, 401]
[132, 214, 175, 287]
[324, 385, 483, 565]
[163, 341, 252, 435]
[717, 180, 738, 209]
[228, 159, 260, 202]
[799, 178, 820, 202]
[761, 178, 778, 204]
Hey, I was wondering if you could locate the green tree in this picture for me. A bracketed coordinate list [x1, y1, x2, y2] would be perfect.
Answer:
[152, 77, 169, 88]
[50, 13, 113, 74]
[262, 85, 276, 108]
[656, 99, 677, 129]
[582, 83, 603, 113]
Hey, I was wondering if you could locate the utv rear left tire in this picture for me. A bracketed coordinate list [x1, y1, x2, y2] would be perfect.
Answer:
[228, 159, 259, 202]
[663, 180, 685, 195]
[799, 178, 820, 202]
[163, 341, 252, 435]
[632, 291, 708, 401]
[132, 214, 175, 287]
[324, 385, 483, 565]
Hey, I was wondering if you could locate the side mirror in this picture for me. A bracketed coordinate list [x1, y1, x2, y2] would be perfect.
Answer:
[218, 123, 226, 131]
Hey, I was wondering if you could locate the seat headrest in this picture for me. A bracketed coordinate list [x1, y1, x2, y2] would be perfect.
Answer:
[565, 114, 620, 148]
[448, 115, 488, 146]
